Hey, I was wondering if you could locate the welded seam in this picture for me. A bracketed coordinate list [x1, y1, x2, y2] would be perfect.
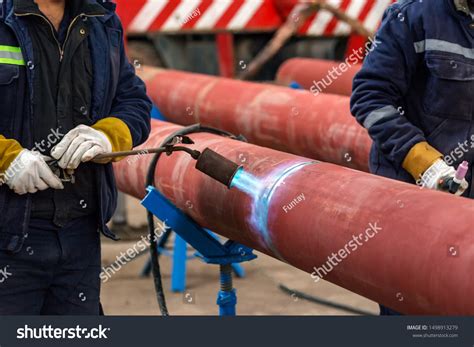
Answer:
[253, 161, 316, 261]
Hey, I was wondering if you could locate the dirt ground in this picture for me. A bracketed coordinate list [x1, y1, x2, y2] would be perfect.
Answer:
[100, 196, 379, 316]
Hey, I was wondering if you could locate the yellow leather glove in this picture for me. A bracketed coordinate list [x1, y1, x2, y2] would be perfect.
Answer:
[402, 141, 443, 180]
[91, 117, 133, 157]
[0, 135, 24, 178]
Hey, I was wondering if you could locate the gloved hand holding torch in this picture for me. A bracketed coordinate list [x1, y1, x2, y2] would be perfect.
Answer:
[403, 141, 469, 196]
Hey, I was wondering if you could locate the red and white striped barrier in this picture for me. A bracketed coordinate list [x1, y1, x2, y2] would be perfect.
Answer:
[118, 0, 281, 33]
[116, 0, 394, 36]
[296, 0, 394, 36]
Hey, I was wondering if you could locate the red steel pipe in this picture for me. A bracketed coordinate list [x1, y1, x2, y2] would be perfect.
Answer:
[114, 119, 474, 315]
[276, 58, 362, 96]
[138, 67, 371, 172]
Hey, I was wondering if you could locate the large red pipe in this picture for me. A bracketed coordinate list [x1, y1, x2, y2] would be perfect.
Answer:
[114, 119, 474, 315]
[276, 58, 362, 96]
[139, 67, 371, 172]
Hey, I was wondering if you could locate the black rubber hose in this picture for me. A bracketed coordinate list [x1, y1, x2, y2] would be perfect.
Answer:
[140, 227, 173, 277]
[279, 284, 376, 316]
[147, 209, 169, 315]
[145, 124, 246, 316]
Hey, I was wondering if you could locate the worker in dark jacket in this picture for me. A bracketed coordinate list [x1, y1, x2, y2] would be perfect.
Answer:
[351, 0, 473, 315]
[0, 0, 151, 315]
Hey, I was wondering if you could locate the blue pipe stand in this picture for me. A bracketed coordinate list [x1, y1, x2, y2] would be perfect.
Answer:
[139, 229, 245, 291]
[141, 186, 257, 316]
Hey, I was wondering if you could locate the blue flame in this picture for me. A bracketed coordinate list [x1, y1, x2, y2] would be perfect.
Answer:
[230, 167, 262, 199]
[229, 161, 314, 259]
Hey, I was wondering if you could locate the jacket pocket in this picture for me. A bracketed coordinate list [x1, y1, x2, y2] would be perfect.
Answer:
[423, 56, 474, 121]
[0, 64, 19, 84]
[0, 64, 20, 135]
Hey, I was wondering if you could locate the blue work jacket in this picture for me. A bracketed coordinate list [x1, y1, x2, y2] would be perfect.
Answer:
[0, 0, 152, 252]
[351, 0, 474, 198]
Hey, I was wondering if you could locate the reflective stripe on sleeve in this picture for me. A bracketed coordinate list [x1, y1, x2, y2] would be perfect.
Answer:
[0, 46, 25, 66]
[363, 105, 399, 129]
[414, 39, 474, 60]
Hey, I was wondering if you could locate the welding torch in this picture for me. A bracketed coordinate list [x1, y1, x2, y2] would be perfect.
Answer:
[47, 135, 243, 188]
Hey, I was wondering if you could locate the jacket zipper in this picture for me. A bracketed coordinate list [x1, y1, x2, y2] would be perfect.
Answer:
[15, 12, 104, 62]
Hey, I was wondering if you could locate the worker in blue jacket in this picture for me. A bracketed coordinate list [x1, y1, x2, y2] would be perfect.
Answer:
[351, 0, 473, 315]
[0, 0, 151, 314]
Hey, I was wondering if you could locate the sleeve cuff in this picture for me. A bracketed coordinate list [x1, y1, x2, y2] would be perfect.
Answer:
[0, 135, 23, 175]
[92, 117, 133, 162]
[402, 141, 443, 180]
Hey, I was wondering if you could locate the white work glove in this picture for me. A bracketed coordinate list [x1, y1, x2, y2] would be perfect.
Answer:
[51, 125, 112, 169]
[2, 149, 64, 195]
[419, 159, 469, 196]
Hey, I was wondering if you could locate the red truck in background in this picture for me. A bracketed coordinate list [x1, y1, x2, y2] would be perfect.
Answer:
[115, 0, 393, 79]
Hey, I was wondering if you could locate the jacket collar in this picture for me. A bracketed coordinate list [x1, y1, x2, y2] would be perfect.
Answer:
[1, 0, 114, 21]
[12, 0, 107, 16]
